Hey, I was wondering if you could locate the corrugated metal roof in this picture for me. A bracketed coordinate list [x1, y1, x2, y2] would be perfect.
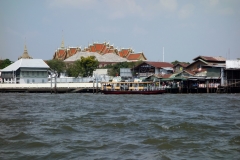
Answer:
[1, 59, 49, 72]
[193, 56, 226, 62]
[226, 60, 240, 69]
[146, 61, 174, 68]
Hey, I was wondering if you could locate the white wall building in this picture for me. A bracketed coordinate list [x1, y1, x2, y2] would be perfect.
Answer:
[0, 59, 49, 84]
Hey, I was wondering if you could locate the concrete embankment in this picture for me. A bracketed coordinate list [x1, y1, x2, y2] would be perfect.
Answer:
[0, 83, 102, 93]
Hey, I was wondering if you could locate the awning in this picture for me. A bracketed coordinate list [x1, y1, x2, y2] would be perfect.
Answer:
[20, 69, 48, 71]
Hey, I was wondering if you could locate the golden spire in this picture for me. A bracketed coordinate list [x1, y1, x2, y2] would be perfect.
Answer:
[18, 39, 32, 60]
[23, 38, 27, 52]
[61, 30, 65, 48]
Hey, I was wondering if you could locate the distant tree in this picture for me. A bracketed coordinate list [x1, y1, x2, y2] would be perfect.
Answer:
[79, 56, 99, 77]
[171, 60, 180, 66]
[66, 63, 78, 77]
[66, 56, 99, 77]
[46, 59, 66, 93]
[171, 60, 190, 66]
[0, 59, 12, 69]
[46, 59, 66, 77]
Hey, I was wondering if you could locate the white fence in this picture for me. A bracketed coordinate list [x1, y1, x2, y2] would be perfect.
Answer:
[53, 76, 111, 83]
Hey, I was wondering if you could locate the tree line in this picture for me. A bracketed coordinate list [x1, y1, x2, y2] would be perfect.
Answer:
[0, 59, 12, 69]
[46, 57, 143, 77]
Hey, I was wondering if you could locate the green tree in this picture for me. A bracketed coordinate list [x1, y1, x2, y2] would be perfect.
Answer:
[46, 59, 66, 77]
[171, 60, 190, 66]
[66, 60, 83, 77]
[0, 59, 12, 69]
[79, 56, 99, 77]
[66, 56, 99, 77]
[171, 60, 180, 66]
[46, 59, 66, 93]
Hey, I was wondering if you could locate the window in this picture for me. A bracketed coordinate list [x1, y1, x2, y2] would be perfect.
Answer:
[27, 79, 29, 83]
[37, 72, 39, 76]
[32, 71, 35, 76]
[32, 79, 35, 83]
[42, 79, 44, 83]
[197, 64, 202, 69]
[26, 71, 29, 76]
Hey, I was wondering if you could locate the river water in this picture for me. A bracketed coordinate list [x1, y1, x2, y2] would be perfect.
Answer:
[0, 93, 239, 160]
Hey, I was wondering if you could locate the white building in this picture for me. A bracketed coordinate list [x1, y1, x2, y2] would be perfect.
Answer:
[0, 59, 49, 84]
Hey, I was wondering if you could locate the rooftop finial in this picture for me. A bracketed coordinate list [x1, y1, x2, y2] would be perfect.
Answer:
[24, 37, 27, 51]
[61, 30, 64, 48]
[18, 38, 32, 60]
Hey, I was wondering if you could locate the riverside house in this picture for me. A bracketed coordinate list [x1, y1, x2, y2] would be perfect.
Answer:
[132, 61, 174, 78]
[0, 59, 49, 84]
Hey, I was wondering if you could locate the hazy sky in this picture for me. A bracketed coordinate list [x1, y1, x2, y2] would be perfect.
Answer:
[1, 0, 240, 62]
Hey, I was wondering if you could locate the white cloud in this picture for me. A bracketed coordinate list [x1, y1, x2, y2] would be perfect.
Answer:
[202, 0, 236, 16]
[159, 0, 178, 12]
[209, 0, 219, 6]
[48, 0, 179, 19]
[48, 0, 97, 9]
[218, 7, 234, 15]
[178, 4, 195, 19]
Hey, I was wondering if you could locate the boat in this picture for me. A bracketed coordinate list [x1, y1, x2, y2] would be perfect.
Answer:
[101, 81, 165, 94]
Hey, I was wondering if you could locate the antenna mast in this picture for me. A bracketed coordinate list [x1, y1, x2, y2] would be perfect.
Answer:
[163, 47, 164, 62]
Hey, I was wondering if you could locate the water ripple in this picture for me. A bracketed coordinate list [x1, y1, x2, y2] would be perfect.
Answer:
[0, 93, 239, 159]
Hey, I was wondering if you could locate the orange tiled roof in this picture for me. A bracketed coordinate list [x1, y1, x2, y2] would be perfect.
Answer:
[101, 45, 107, 54]
[127, 53, 141, 60]
[94, 43, 104, 52]
[90, 45, 96, 52]
[58, 49, 66, 57]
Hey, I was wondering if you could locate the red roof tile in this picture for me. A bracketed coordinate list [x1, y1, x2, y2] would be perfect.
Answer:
[174, 62, 189, 68]
[58, 49, 65, 57]
[90, 45, 96, 52]
[146, 61, 174, 68]
[94, 44, 104, 51]
[127, 53, 141, 60]
[193, 56, 226, 62]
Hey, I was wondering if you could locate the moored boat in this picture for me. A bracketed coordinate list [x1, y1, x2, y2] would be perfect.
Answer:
[101, 81, 165, 94]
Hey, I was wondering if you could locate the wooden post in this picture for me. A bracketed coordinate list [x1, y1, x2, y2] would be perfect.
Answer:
[54, 73, 57, 94]
[96, 78, 98, 93]
[51, 74, 52, 94]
